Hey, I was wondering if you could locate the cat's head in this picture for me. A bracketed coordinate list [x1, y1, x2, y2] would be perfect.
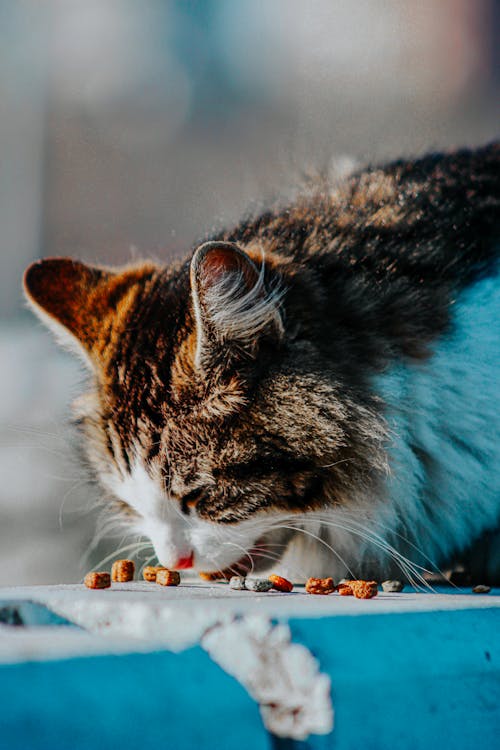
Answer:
[24, 242, 383, 576]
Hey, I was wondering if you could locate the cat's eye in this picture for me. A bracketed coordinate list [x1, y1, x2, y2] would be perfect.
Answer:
[180, 487, 207, 515]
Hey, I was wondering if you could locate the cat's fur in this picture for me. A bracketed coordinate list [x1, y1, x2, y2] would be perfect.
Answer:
[24, 143, 500, 583]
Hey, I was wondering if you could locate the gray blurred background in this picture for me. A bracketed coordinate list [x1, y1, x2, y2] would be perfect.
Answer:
[1, 0, 499, 584]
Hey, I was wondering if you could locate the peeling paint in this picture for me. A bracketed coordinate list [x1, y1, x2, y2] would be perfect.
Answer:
[45, 598, 333, 740]
[45, 598, 226, 651]
[202, 616, 333, 740]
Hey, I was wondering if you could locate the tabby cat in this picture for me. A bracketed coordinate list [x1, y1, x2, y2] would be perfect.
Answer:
[24, 143, 500, 584]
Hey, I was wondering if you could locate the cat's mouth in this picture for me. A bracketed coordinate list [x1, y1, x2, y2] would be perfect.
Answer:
[198, 537, 273, 580]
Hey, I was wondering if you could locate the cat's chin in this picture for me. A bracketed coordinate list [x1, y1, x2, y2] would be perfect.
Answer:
[192, 535, 277, 578]
[195, 553, 268, 579]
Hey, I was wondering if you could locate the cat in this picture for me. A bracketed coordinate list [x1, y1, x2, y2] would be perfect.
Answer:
[23, 143, 500, 585]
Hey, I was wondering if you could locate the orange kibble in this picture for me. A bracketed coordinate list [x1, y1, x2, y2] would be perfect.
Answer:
[337, 584, 353, 596]
[269, 574, 294, 593]
[348, 580, 378, 599]
[305, 577, 335, 595]
[199, 570, 231, 581]
[111, 559, 135, 582]
[84, 571, 111, 589]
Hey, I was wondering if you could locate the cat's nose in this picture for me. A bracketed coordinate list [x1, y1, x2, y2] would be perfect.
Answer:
[175, 552, 194, 569]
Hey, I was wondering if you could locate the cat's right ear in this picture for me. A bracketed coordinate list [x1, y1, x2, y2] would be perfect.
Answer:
[190, 241, 283, 371]
[23, 257, 114, 368]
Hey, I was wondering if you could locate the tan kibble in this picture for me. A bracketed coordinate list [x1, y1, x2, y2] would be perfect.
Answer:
[143, 566, 167, 582]
[84, 571, 111, 589]
[111, 559, 135, 582]
[156, 569, 181, 586]
[472, 584, 491, 594]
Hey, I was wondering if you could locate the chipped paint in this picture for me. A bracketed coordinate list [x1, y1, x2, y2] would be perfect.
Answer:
[30, 591, 334, 740]
[202, 615, 333, 740]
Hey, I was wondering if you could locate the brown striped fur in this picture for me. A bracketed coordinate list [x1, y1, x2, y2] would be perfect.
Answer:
[23, 143, 500, 579]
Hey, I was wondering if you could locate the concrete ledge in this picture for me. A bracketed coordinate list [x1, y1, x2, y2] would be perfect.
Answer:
[0, 583, 499, 749]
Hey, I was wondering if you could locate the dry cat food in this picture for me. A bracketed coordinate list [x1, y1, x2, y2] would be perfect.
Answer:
[156, 569, 181, 587]
[143, 566, 167, 582]
[269, 574, 294, 593]
[245, 577, 273, 592]
[381, 580, 404, 593]
[84, 571, 111, 589]
[338, 580, 378, 599]
[229, 576, 247, 590]
[199, 570, 227, 581]
[337, 582, 354, 596]
[305, 577, 335, 595]
[472, 584, 491, 594]
[111, 559, 135, 582]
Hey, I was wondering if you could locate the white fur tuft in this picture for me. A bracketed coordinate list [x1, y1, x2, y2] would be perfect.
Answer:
[204, 263, 284, 346]
[24, 295, 94, 371]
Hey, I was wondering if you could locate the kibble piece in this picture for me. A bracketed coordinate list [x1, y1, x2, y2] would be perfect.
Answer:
[245, 577, 273, 592]
[349, 580, 378, 599]
[305, 577, 335, 595]
[84, 572, 111, 589]
[472, 584, 491, 594]
[111, 559, 135, 582]
[199, 570, 228, 581]
[269, 574, 294, 593]
[337, 583, 353, 596]
[156, 569, 181, 586]
[143, 566, 167, 582]
[229, 576, 246, 590]
[381, 579, 404, 593]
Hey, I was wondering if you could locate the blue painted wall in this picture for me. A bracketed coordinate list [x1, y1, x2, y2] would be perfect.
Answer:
[0, 646, 270, 750]
[1, 607, 499, 749]
[289, 608, 500, 749]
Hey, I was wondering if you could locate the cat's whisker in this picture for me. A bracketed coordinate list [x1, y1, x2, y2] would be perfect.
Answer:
[235, 509, 429, 583]
[331, 508, 446, 581]
[319, 458, 353, 469]
[138, 550, 158, 576]
[266, 522, 358, 580]
[58, 478, 89, 530]
[263, 514, 430, 589]
[6, 424, 69, 440]
[296, 517, 427, 586]
[305, 513, 435, 588]
[221, 541, 256, 575]
[82, 540, 152, 574]
[248, 551, 308, 580]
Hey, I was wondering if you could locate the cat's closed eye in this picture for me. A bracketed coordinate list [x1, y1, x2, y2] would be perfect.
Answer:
[179, 487, 209, 515]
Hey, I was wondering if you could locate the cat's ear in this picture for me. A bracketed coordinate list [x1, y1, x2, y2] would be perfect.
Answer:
[23, 257, 116, 368]
[190, 241, 283, 370]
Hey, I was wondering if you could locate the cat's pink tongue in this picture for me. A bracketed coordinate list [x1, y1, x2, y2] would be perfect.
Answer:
[175, 553, 194, 569]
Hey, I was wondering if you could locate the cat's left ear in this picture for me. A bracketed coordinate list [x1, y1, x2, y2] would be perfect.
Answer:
[190, 241, 283, 370]
[23, 257, 152, 369]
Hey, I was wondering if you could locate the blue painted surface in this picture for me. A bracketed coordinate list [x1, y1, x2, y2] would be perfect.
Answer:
[2, 607, 499, 749]
[289, 608, 500, 750]
[0, 646, 270, 750]
[0, 600, 77, 627]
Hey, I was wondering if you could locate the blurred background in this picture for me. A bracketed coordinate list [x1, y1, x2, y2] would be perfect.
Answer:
[1, 0, 499, 584]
